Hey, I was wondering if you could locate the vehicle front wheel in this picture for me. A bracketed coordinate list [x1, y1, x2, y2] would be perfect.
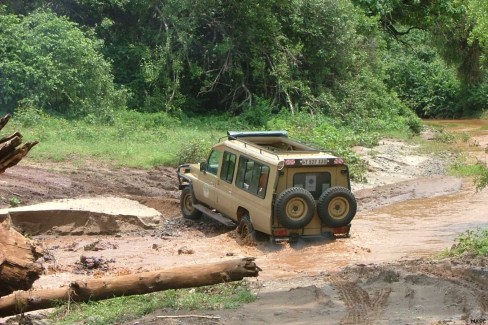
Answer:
[180, 187, 202, 220]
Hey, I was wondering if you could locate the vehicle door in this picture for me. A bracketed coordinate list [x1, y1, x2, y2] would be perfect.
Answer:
[193, 149, 221, 206]
[216, 151, 238, 219]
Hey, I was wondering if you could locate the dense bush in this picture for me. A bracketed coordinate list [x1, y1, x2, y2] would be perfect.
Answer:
[3, 0, 488, 129]
[384, 31, 462, 118]
[0, 8, 125, 122]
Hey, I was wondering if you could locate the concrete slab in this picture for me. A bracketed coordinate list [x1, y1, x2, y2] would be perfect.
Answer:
[0, 197, 163, 235]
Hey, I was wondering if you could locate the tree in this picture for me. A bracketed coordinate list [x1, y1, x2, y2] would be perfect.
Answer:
[466, 0, 488, 55]
[0, 8, 125, 122]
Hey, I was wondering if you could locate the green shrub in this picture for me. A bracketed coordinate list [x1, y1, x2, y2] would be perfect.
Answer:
[433, 130, 456, 144]
[384, 30, 462, 118]
[176, 138, 214, 164]
[238, 98, 274, 127]
[443, 228, 488, 257]
[13, 101, 45, 127]
[0, 8, 125, 122]
[475, 165, 488, 191]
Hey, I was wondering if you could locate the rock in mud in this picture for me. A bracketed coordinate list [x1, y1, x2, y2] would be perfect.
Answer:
[77, 255, 114, 271]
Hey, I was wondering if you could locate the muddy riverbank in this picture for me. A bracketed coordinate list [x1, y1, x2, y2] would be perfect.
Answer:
[1, 120, 488, 324]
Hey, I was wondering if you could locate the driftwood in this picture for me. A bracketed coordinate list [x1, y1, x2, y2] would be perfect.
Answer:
[0, 216, 44, 297]
[0, 257, 261, 317]
[0, 113, 41, 296]
[0, 114, 38, 174]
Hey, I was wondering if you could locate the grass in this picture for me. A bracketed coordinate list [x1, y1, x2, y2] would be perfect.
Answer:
[6, 107, 415, 180]
[49, 281, 256, 325]
[9, 107, 488, 187]
[448, 155, 487, 177]
[410, 129, 462, 156]
[6, 109, 230, 168]
[440, 228, 488, 258]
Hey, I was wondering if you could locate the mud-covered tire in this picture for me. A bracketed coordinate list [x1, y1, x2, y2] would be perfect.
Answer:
[274, 187, 315, 229]
[180, 187, 202, 220]
[317, 187, 357, 227]
[237, 215, 255, 243]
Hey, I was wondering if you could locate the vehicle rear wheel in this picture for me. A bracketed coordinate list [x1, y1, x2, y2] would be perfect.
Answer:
[237, 215, 255, 243]
[237, 215, 268, 244]
[317, 187, 356, 227]
[274, 187, 315, 229]
[180, 187, 202, 220]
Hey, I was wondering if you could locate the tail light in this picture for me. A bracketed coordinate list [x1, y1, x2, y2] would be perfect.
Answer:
[333, 225, 350, 235]
[273, 228, 288, 237]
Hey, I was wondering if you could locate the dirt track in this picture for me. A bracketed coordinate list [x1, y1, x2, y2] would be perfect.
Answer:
[1, 121, 488, 324]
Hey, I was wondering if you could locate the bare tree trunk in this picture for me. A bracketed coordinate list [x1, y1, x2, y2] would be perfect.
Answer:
[0, 216, 44, 297]
[0, 257, 261, 317]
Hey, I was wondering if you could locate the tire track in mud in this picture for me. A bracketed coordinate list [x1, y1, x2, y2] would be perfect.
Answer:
[405, 260, 488, 315]
[330, 274, 392, 325]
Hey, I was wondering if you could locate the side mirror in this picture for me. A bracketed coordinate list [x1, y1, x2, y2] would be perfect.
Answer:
[199, 161, 207, 173]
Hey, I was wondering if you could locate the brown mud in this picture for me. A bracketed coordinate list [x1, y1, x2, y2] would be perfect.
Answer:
[1, 120, 488, 324]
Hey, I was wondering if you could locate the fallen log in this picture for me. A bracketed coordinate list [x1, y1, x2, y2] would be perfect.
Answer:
[0, 113, 38, 174]
[0, 216, 44, 297]
[0, 141, 38, 173]
[0, 114, 11, 132]
[0, 257, 261, 317]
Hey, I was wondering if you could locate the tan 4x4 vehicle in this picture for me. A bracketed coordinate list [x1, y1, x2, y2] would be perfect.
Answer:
[177, 131, 357, 243]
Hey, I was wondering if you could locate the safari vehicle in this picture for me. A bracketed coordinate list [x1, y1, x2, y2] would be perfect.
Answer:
[177, 131, 357, 243]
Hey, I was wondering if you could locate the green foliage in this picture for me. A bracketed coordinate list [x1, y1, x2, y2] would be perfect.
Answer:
[353, 0, 488, 117]
[14, 101, 46, 127]
[384, 30, 462, 118]
[176, 138, 214, 164]
[238, 98, 274, 127]
[0, 8, 125, 122]
[9, 196, 21, 207]
[474, 165, 488, 192]
[2, 0, 417, 123]
[1, 0, 488, 121]
[267, 112, 370, 181]
[458, 76, 488, 115]
[442, 228, 488, 257]
[466, 0, 488, 57]
[449, 156, 485, 175]
[433, 130, 456, 144]
[50, 281, 256, 325]
[6, 109, 223, 168]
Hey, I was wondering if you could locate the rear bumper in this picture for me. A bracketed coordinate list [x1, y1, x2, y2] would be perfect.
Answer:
[271, 224, 351, 243]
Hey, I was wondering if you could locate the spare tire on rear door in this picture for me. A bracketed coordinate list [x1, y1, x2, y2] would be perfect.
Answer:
[274, 187, 315, 229]
[317, 186, 357, 227]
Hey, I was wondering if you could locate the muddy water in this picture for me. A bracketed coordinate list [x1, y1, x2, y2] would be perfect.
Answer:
[350, 120, 488, 262]
[353, 181, 488, 263]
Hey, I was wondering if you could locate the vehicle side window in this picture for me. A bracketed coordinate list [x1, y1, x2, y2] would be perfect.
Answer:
[220, 151, 236, 183]
[293, 172, 331, 199]
[206, 150, 222, 175]
[257, 165, 270, 198]
[236, 156, 270, 198]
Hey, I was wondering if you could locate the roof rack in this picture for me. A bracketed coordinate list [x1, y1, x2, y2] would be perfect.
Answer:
[227, 131, 288, 140]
